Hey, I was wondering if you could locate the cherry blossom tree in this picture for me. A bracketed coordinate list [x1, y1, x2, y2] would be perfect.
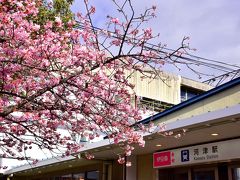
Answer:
[0, 0, 189, 166]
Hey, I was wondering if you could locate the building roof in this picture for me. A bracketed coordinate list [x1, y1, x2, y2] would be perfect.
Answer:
[3, 77, 240, 175]
[137, 77, 240, 125]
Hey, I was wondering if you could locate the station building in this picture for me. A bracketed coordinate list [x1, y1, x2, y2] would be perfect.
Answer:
[1, 76, 240, 180]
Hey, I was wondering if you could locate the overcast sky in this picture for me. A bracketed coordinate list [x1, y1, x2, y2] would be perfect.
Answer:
[71, 0, 240, 80]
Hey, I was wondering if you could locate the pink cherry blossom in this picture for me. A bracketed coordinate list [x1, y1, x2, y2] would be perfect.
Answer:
[117, 156, 125, 164]
[111, 18, 119, 24]
[0, 0, 188, 167]
[126, 161, 132, 167]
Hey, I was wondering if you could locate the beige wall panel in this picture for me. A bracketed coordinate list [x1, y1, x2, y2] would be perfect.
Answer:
[181, 78, 212, 91]
[137, 154, 156, 180]
[127, 71, 181, 104]
[154, 84, 240, 124]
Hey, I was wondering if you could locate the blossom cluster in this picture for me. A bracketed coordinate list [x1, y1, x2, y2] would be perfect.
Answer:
[0, 0, 171, 166]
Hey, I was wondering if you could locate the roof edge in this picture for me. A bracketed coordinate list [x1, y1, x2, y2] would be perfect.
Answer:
[137, 77, 240, 125]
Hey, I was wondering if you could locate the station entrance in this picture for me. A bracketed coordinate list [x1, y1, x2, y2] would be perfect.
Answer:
[158, 162, 240, 180]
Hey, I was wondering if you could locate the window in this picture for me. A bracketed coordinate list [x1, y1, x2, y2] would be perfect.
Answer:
[193, 170, 215, 180]
[86, 171, 99, 180]
[54, 174, 72, 180]
[181, 86, 202, 102]
[72, 173, 85, 180]
[158, 169, 188, 180]
[232, 168, 240, 180]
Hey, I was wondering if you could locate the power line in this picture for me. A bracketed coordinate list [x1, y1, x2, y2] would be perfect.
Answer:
[137, 44, 234, 72]
[202, 69, 240, 86]
[75, 22, 238, 72]
[148, 44, 240, 69]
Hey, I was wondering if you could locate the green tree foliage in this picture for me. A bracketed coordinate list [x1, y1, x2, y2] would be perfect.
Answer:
[35, 0, 74, 27]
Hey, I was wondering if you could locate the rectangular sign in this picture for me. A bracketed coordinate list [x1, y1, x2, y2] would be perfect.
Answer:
[153, 138, 240, 168]
[153, 151, 172, 167]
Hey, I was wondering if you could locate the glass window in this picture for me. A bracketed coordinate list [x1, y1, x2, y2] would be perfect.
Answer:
[193, 170, 215, 180]
[73, 173, 85, 180]
[181, 89, 187, 101]
[158, 169, 188, 180]
[180, 86, 202, 102]
[54, 174, 72, 180]
[86, 171, 99, 180]
[218, 165, 228, 180]
[173, 173, 188, 180]
[32, 171, 99, 180]
[232, 168, 240, 180]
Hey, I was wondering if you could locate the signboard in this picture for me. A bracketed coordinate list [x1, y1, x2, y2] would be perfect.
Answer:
[153, 138, 240, 168]
[153, 151, 173, 167]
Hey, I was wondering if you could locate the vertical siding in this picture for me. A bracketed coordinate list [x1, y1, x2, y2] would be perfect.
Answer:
[127, 71, 181, 104]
